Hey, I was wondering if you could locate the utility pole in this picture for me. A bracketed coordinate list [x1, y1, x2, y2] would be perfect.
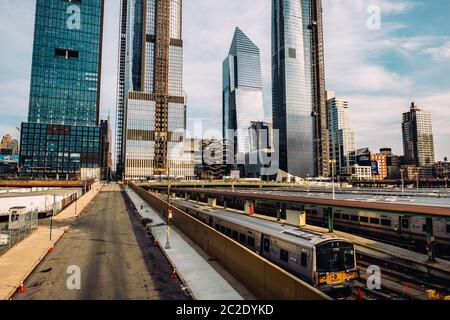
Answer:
[166, 165, 171, 250]
[329, 160, 336, 200]
[400, 169, 405, 194]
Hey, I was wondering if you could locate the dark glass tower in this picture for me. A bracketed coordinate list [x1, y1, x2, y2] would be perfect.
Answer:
[20, 0, 104, 179]
[272, 0, 329, 178]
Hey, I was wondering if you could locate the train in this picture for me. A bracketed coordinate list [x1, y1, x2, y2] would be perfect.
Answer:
[172, 199, 359, 296]
[304, 206, 450, 252]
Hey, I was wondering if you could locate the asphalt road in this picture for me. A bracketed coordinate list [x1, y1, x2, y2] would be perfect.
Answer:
[13, 184, 190, 300]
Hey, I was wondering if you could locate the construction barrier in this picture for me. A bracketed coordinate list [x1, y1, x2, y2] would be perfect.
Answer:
[130, 183, 330, 300]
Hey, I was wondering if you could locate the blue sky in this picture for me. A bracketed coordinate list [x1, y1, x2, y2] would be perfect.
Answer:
[0, 0, 449, 160]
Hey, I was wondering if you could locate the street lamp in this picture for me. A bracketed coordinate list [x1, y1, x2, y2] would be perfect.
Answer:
[329, 160, 337, 200]
[400, 169, 405, 194]
[165, 164, 173, 250]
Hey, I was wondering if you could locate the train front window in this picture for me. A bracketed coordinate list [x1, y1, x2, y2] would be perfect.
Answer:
[316, 242, 355, 273]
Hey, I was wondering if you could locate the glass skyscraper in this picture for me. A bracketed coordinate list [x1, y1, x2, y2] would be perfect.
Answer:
[223, 27, 265, 164]
[117, 0, 193, 180]
[272, 0, 329, 178]
[20, 0, 104, 179]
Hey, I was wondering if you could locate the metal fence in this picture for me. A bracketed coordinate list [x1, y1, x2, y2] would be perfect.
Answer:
[0, 210, 39, 256]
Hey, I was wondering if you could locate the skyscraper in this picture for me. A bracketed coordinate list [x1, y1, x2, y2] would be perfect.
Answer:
[117, 0, 193, 180]
[272, 0, 329, 178]
[20, 0, 104, 179]
[327, 91, 356, 176]
[402, 102, 435, 168]
[223, 27, 265, 164]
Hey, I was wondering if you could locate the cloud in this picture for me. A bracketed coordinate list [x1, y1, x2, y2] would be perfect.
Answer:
[424, 41, 450, 60]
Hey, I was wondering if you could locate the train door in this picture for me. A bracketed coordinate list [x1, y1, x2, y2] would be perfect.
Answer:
[261, 234, 271, 259]
[399, 216, 411, 238]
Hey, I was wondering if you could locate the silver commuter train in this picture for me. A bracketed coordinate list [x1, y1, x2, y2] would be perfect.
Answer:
[173, 199, 359, 295]
[305, 206, 450, 250]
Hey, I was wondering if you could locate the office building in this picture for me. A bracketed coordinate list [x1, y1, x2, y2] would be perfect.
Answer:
[0, 135, 19, 155]
[402, 102, 435, 168]
[20, 0, 104, 179]
[327, 91, 356, 176]
[223, 27, 265, 164]
[245, 121, 276, 179]
[117, 0, 193, 180]
[272, 0, 329, 178]
[380, 148, 400, 179]
[99, 118, 112, 181]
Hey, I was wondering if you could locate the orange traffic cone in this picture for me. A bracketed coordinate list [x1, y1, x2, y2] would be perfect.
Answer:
[170, 268, 177, 280]
[48, 246, 54, 253]
[357, 288, 364, 301]
[18, 282, 25, 293]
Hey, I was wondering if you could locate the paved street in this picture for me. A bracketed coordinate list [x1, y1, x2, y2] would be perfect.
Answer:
[13, 184, 189, 300]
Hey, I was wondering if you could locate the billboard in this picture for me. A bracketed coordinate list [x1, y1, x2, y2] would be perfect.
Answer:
[371, 160, 379, 175]
[0, 155, 19, 164]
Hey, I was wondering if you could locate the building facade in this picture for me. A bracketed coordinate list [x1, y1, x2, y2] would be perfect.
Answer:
[371, 153, 388, 181]
[245, 121, 275, 179]
[20, 0, 104, 179]
[223, 27, 265, 164]
[117, 0, 193, 180]
[327, 91, 356, 176]
[99, 118, 112, 180]
[272, 0, 329, 178]
[402, 102, 435, 168]
[0, 135, 19, 155]
[380, 148, 400, 179]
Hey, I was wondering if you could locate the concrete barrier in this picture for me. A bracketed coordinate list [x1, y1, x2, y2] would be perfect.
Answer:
[130, 183, 330, 300]
[55, 182, 102, 221]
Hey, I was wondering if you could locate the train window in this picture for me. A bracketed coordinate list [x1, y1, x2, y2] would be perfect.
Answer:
[220, 226, 226, 234]
[360, 217, 369, 223]
[351, 215, 359, 222]
[301, 253, 307, 267]
[280, 249, 289, 262]
[263, 238, 270, 252]
[401, 219, 409, 229]
[247, 237, 255, 248]
[232, 231, 239, 240]
[215, 224, 220, 231]
[334, 213, 341, 220]
[239, 234, 247, 244]
[381, 219, 392, 227]
[342, 214, 350, 220]
[370, 218, 380, 225]
[226, 228, 232, 237]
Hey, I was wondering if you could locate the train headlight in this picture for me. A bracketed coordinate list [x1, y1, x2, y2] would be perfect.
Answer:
[318, 274, 327, 284]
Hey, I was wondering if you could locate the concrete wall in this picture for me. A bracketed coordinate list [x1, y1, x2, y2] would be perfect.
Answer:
[55, 183, 102, 221]
[131, 183, 329, 300]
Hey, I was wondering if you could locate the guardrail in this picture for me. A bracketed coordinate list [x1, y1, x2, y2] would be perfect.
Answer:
[130, 183, 330, 300]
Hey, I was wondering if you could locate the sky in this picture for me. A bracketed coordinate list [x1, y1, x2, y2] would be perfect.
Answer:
[0, 0, 449, 161]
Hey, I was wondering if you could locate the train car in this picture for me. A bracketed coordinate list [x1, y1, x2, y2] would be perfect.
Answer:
[305, 206, 450, 251]
[173, 200, 359, 296]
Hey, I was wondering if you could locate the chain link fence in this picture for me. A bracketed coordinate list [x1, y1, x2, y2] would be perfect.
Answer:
[0, 210, 39, 256]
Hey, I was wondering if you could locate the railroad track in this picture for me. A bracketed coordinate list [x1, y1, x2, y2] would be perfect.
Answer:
[355, 251, 450, 300]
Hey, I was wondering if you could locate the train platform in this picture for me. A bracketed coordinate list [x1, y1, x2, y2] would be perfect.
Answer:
[126, 187, 249, 300]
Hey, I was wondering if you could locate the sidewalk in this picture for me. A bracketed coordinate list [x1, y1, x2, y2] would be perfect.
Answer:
[126, 187, 244, 300]
[0, 226, 65, 299]
[0, 183, 102, 300]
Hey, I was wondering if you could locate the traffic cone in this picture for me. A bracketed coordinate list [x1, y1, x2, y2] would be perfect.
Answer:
[48, 246, 54, 253]
[18, 282, 25, 293]
[357, 288, 364, 301]
[170, 268, 177, 279]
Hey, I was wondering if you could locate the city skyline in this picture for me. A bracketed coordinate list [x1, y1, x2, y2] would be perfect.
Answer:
[1, 0, 450, 161]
